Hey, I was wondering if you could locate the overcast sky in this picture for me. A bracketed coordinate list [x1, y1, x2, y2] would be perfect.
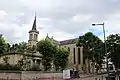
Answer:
[0, 0, 120, 44]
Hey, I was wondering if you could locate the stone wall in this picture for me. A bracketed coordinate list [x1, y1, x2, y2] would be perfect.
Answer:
[0, 71, 21, 80]
[0, 71, 63, 80]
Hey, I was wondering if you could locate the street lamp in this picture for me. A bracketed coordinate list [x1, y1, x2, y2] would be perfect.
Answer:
[92, 22, 108, 74]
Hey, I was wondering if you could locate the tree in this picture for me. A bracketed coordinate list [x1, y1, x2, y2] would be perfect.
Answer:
[10, 43, 19, 52]
[10, 42, 28, 53]
[37, 40, 69, 71]
[54, 47, 69, 71]
[37, 40, 54, 71]
[18, 42, 28, 52]
[0, 35, 7, 54]
[106, 34, 120, 69]
[76, 32, 104, 73]
[5, 43, 11, 52]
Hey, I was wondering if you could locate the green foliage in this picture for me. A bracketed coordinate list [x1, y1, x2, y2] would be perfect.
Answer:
[29, 64, 41, 71]
[5, 43, 11, 52]
[10, 42, 28, 53]
[37, 40, 54, 57]
[18, 42, 28, 52]
[37, 40, 69, 71]
[0, 64, 20, 70]
[42, 58, 52, 71]
[0, 35, 7, 54]
[76, 32, 104, 72]
[37, 40, 54, 71]
[106, 34, 120, 69]
[77, 32, 104, 60]
[10, 44, 18, 52]
[54, 47, 69, 71]
[0, 35, 28, 54]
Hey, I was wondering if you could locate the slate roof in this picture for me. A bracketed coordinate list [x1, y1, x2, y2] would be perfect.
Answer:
[29, 16, 39, 34]
[60, 38, 78, 45]
[45, 36, 60, 45]
[32, 16, 37, 30]
[45, 35, 78, 45]
[52, 39, 60, 45]
[45, 35, 51, 40]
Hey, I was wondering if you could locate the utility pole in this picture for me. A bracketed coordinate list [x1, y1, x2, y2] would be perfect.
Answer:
[92, 22, 108, 75]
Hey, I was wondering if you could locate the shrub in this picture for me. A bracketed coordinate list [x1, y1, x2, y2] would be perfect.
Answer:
[0, 64, 21, 70]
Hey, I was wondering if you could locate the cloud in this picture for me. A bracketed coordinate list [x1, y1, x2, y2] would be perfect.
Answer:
[0, 0, 120, 44]
[0, 11, 7, 19]
[72, 14, 92, 23]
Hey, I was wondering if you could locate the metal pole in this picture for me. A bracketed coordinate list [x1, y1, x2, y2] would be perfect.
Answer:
[92, 22, 108, 79]
[52, 53, 55, 80]
[102, 23, 108, 74]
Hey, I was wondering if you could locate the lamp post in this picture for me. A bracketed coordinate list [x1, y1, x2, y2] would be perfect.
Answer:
[92, 23, 108, 74]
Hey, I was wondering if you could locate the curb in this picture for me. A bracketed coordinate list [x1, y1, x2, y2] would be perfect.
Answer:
[80, 74, 106, 79]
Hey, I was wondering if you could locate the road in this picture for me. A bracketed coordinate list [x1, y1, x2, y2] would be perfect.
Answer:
[72, 74, 106, 80]
[38, 74, 107, 80]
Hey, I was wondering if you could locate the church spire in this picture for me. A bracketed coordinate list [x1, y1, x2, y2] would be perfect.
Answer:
[32, 13, 37, 30]
[47, 33, 48, 36]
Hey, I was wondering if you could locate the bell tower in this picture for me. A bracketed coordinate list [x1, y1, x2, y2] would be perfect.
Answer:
[28, 15, 39, 47]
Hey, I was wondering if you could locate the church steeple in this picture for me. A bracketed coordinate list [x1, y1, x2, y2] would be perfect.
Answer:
[32, 15, 37, 30]
[28, 13, 39, 47]
[29, 14, 39, 34]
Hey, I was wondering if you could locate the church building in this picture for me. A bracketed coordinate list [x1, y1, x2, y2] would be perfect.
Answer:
[28, 16, 89, 73]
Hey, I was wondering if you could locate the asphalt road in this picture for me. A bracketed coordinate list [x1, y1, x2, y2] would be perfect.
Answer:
[38, 74, 107, 80]
[72, 75, 106, 80]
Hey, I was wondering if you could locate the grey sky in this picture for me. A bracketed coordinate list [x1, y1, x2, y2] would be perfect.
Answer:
[0, 0, 120, 44]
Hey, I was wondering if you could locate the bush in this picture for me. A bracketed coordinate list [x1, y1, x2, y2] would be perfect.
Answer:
[29, 64, 42, 71]
[0, 64, 21, 70]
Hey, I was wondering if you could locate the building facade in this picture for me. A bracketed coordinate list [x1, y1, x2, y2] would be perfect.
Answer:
[28, 16, 89, 73]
